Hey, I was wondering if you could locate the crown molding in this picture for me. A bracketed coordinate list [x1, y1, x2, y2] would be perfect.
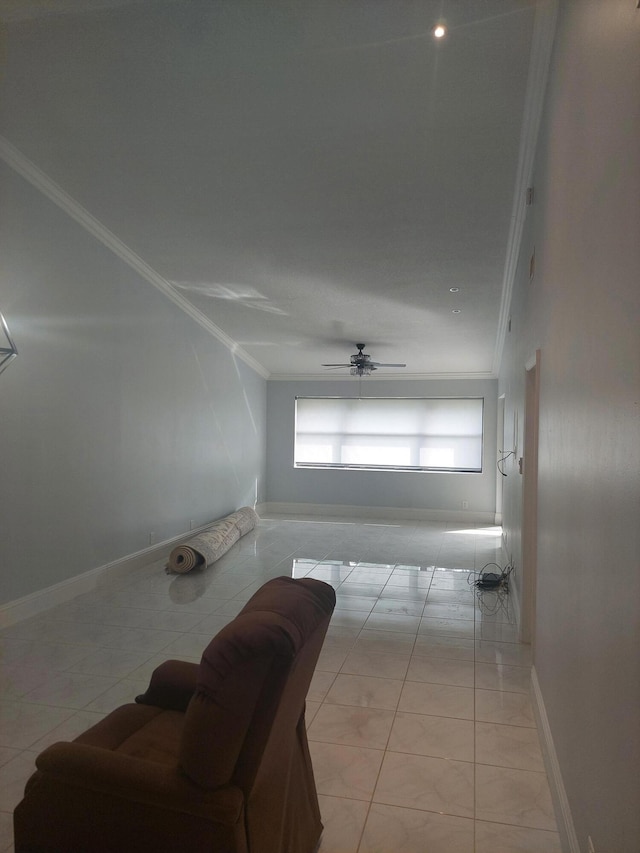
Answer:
[0, 135, 270, 379]
[269, 371, 496, 382]
[492, 0, 559, 377]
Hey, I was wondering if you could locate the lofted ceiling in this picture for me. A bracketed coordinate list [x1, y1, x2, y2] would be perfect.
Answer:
[0, 0, 551, 379]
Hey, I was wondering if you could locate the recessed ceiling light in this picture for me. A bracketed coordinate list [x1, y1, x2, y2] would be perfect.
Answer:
[432, 24, 447, 39]
[452, 309, 461, 314]
[449, 287, 459, 292]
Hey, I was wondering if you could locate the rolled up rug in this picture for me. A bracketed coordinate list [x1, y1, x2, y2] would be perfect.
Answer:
[166, 544, 205, 574]
[167, 507, 258, 573]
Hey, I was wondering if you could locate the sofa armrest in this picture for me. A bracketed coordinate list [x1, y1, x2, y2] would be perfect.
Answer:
[35, 742, 243, 823]
[136, 659, 199, 712]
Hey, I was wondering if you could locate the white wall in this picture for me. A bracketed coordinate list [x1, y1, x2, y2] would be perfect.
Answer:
[499, 1, 640, 850]
[0, 164, 267, 606]
[266, 377, 497, 516]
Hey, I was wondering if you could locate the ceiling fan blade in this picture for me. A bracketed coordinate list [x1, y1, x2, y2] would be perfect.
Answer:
[322, 363, 352, 367]
[368, 362, 406, 368]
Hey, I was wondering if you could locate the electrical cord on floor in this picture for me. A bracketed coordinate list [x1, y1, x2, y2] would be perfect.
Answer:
[467, 562, 514, 616]
[467, 562, 511, 589]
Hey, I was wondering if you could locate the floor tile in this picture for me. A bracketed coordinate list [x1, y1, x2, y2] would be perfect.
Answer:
[475, 662, 531, 694]
[474, 820, 562, 852]
[475, 639, 532, 667]
[475, 689, 536, 727]
[210, 600, 247, 617]
[316, 647, 350, 673]
[388, 711, 474, 762]
[422, 602, 476, 621]
[412, 635, 475, 661]
[352, 630, 416, 654]
[0, 810, 13, 853]
[330, 612, 370, 632]
[338, 583, 386, 599]
[127, 652, 200, 682]
[372, 598, 425, 617]
[316, 795, 369, 853]
[333, 596, 376, 613]
[0, 639, 90, 671]
[84, 677, 150, 713]
[0, 748, 19, 769]
[475, 764, 557, 830]
[406, 656, 474, 688]
[0, 665, 56, 702]
[67, 648, 152, 678]
[398, 681, 475, 720]
[325, 674, 403, 710]
[188, 613, 235, 636]
[430, 575, 472, 590]
[308, 566, 354, 585]
[307, 704, 395, 750]
[340, 649, 410, 680]
[374, 751, 474, 818]
[160, 632, 212, 658]
[308, 670, 337, 703]
[363, 613, 421, 634]
[27, 710, 107, 752]
[101, 626, 181, 654]
[305, 701, 321, 724]
[475, 621, 519, 642]
[347, 568, 393, 583]
[0, 702, 74, 749]
[380, 586, 429, 603]
[309, 741, 384, 800]
[419, 616, 475, 639]
[360, 803, 474, 853]
[475, 721, 545, 771]
[22, 673, 119, 710]
[0, 752, 37, 812]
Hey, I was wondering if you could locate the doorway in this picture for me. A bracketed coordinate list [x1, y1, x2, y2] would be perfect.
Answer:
[496, 395, 506, 525]
[520, 350, 541, 645]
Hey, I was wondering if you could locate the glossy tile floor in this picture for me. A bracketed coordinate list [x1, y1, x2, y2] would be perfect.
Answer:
[0, 515, 561, 852]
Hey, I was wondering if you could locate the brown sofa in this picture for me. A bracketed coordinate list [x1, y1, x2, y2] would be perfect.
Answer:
[14, 576, 336, 853]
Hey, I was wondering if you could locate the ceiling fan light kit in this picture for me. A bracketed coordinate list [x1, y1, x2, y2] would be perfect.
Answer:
[322, 343, 406, 378]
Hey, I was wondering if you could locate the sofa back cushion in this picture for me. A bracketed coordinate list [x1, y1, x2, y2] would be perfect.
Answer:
[179, 577, 335, 790]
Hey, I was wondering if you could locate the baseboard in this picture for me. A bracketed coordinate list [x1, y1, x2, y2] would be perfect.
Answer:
[501, 534, 521, 634]
[258, 501, 496, 525]
[0, 521, 217, 629]
[531, 666, 580, 853]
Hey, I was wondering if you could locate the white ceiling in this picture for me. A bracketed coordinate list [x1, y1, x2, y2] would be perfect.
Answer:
[0, 0, 548, 379]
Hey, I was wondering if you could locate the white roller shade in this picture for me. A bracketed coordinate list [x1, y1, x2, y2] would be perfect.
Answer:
[295, 397, 483, 472]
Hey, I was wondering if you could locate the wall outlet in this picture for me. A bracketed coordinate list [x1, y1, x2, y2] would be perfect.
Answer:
[148, 531, 156, 546]
[462, 500, 469, 510]
[190, 519, 195, 530]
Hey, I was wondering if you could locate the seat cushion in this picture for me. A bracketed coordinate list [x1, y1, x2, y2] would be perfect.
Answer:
[75, 703, 184, 766]
[117, 709, 184, 765]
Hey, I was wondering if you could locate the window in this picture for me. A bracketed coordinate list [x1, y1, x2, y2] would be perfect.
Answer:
[294, 396, 483, 473]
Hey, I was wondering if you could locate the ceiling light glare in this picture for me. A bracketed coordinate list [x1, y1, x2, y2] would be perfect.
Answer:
[432, 24, 447, 39]
[452, 309, 461, 314]
[449, 287, 459, 292]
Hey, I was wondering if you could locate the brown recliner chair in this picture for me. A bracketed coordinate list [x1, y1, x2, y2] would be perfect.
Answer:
[14, 576, 336, 853]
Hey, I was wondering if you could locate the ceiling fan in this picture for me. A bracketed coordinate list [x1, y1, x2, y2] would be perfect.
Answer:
[322, 343, 406, 377]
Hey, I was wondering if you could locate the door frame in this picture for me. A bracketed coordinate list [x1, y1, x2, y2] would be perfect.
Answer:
[520, 349, 541, 645]
[495, 394, 506, 525]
